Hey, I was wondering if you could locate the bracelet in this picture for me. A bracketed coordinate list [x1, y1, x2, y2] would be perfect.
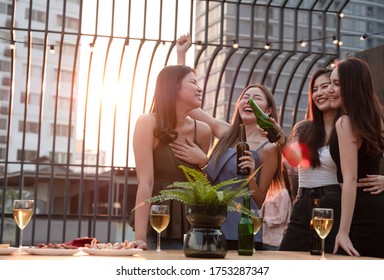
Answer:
[198, 158, 208, 171]
[279, 134, 288, 148]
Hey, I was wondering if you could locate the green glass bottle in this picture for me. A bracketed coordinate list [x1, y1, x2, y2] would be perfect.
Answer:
[236, 123, 250, 176]
[247, 98, 281, 143]
[238, 195, 254, 256]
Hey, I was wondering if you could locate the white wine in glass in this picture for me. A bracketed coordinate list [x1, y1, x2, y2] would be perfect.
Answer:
[13, 200, 34, 249]
[251, 209, 263, 252]
[312, 208, 334, 260]
[149, 205, 170, 253]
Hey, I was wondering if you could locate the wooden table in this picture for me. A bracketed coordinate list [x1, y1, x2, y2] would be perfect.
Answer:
[1, 249, 382, 279]
[0, 249, 380, 260]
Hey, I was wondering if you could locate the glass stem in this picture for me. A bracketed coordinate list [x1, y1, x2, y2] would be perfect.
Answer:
[321, 238, 325, 259]
[19, 229, 23, 248]
[157, 232, 161, 253]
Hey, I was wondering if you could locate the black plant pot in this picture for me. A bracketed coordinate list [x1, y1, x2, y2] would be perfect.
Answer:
[183, 204, 228, 258]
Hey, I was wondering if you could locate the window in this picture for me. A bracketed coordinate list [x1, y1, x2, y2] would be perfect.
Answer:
[0, 89, 9, 101]
[25, 8, 45, 23]
[18, 120, 39, 133]
[24, 36, 44, 50]
[0, 147, 6, 160]
[20, 92, 41, 105]
[0, 106, 8, 115]
[49, 151, 71, 164]
[0, 3, 12, 16]
[3, 48, 12, 57]
[51, 124, 73, 137]
[0, 60, 11, 72]
[54, 69, 75, 84]
[17, 149, 38, 161]
[0, 118, 6, 130]
[1, 77, 11, 86]
[55, 96, 74, 110]
[0, 135, 7, 144]
[56, 15, 79, 30]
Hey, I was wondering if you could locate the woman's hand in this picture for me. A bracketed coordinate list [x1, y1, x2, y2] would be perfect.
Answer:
[132, 239, 148, 250]
[169, 138, 208, 168]
[238, 150, 256, 174]
[358, 174, 384, 195]
[176, 33, 191, 61]
[270, 117, 287, 146]
[333, 232, 360, 256]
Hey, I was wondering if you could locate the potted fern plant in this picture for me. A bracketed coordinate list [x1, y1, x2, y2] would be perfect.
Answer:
[134, 165, 257, 258]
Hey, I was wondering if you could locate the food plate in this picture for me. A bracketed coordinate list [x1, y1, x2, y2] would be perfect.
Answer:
[81, 248, 142, 256]
[22, 247, 79, 256]
[0, 247, 18, 255]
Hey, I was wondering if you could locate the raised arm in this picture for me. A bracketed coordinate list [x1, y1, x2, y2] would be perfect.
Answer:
[189, 108, 230, 139]
[177, 33, 191, 65]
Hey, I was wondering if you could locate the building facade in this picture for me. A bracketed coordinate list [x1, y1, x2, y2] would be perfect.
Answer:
[194, 0, 384, 134]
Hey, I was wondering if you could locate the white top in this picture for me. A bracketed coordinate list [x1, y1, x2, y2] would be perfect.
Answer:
[298, 146, 339, 188]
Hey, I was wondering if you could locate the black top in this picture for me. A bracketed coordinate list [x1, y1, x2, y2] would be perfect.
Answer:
[329, 132, 380, 183]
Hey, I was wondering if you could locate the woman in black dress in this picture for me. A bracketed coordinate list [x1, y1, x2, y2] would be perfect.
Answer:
[328, 57, 384, 258]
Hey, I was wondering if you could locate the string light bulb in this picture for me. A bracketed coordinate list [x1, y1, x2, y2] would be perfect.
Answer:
[360, 33, 368, 40]
[232, 40, 239, 49]
[299, 40, 307, 47]
[264, 42, 270, 50]
[49, 45, 55, 54]
[196, 40, 202, 50]
[332, 36, 338, 44]
[89, 42, 94, 52]
[9, 40, 15, 50]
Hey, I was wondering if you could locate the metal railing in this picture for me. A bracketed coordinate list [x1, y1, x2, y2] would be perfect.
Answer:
[2, 0, 378, 246]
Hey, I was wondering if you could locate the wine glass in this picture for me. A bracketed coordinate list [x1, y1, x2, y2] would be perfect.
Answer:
[13, 200, 34, 250]
[312, 208, 334, 260]
[149, 205, 170, 253]
[251, 208, 264, 252]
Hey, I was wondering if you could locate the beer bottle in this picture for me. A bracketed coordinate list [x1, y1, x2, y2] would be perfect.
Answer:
[247, 98, 281, 143]
[310, 198, 322, 255]
[236, 123, 250, 176]
[238, 195, 254, 255]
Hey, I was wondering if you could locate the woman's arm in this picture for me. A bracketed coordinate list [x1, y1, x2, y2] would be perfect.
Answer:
[333, 116, 360, 256]
[249, 143, 280, 208]
[269, 118, 302, 167]
[176, 33, 230, 139]
[133, 114, 157, 245]
[177, 33, 191, 65]
[189, 108, 230, 139]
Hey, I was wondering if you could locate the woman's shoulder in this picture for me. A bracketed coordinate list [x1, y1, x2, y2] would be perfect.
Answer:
[335, 115, 352, 129]
[136, 113, 157, 125]
[260, 141, 279, 155]
[194, 119, 212, 135]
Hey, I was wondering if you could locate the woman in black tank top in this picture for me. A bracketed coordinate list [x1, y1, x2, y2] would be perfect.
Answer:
[327, 57, 384, 258]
